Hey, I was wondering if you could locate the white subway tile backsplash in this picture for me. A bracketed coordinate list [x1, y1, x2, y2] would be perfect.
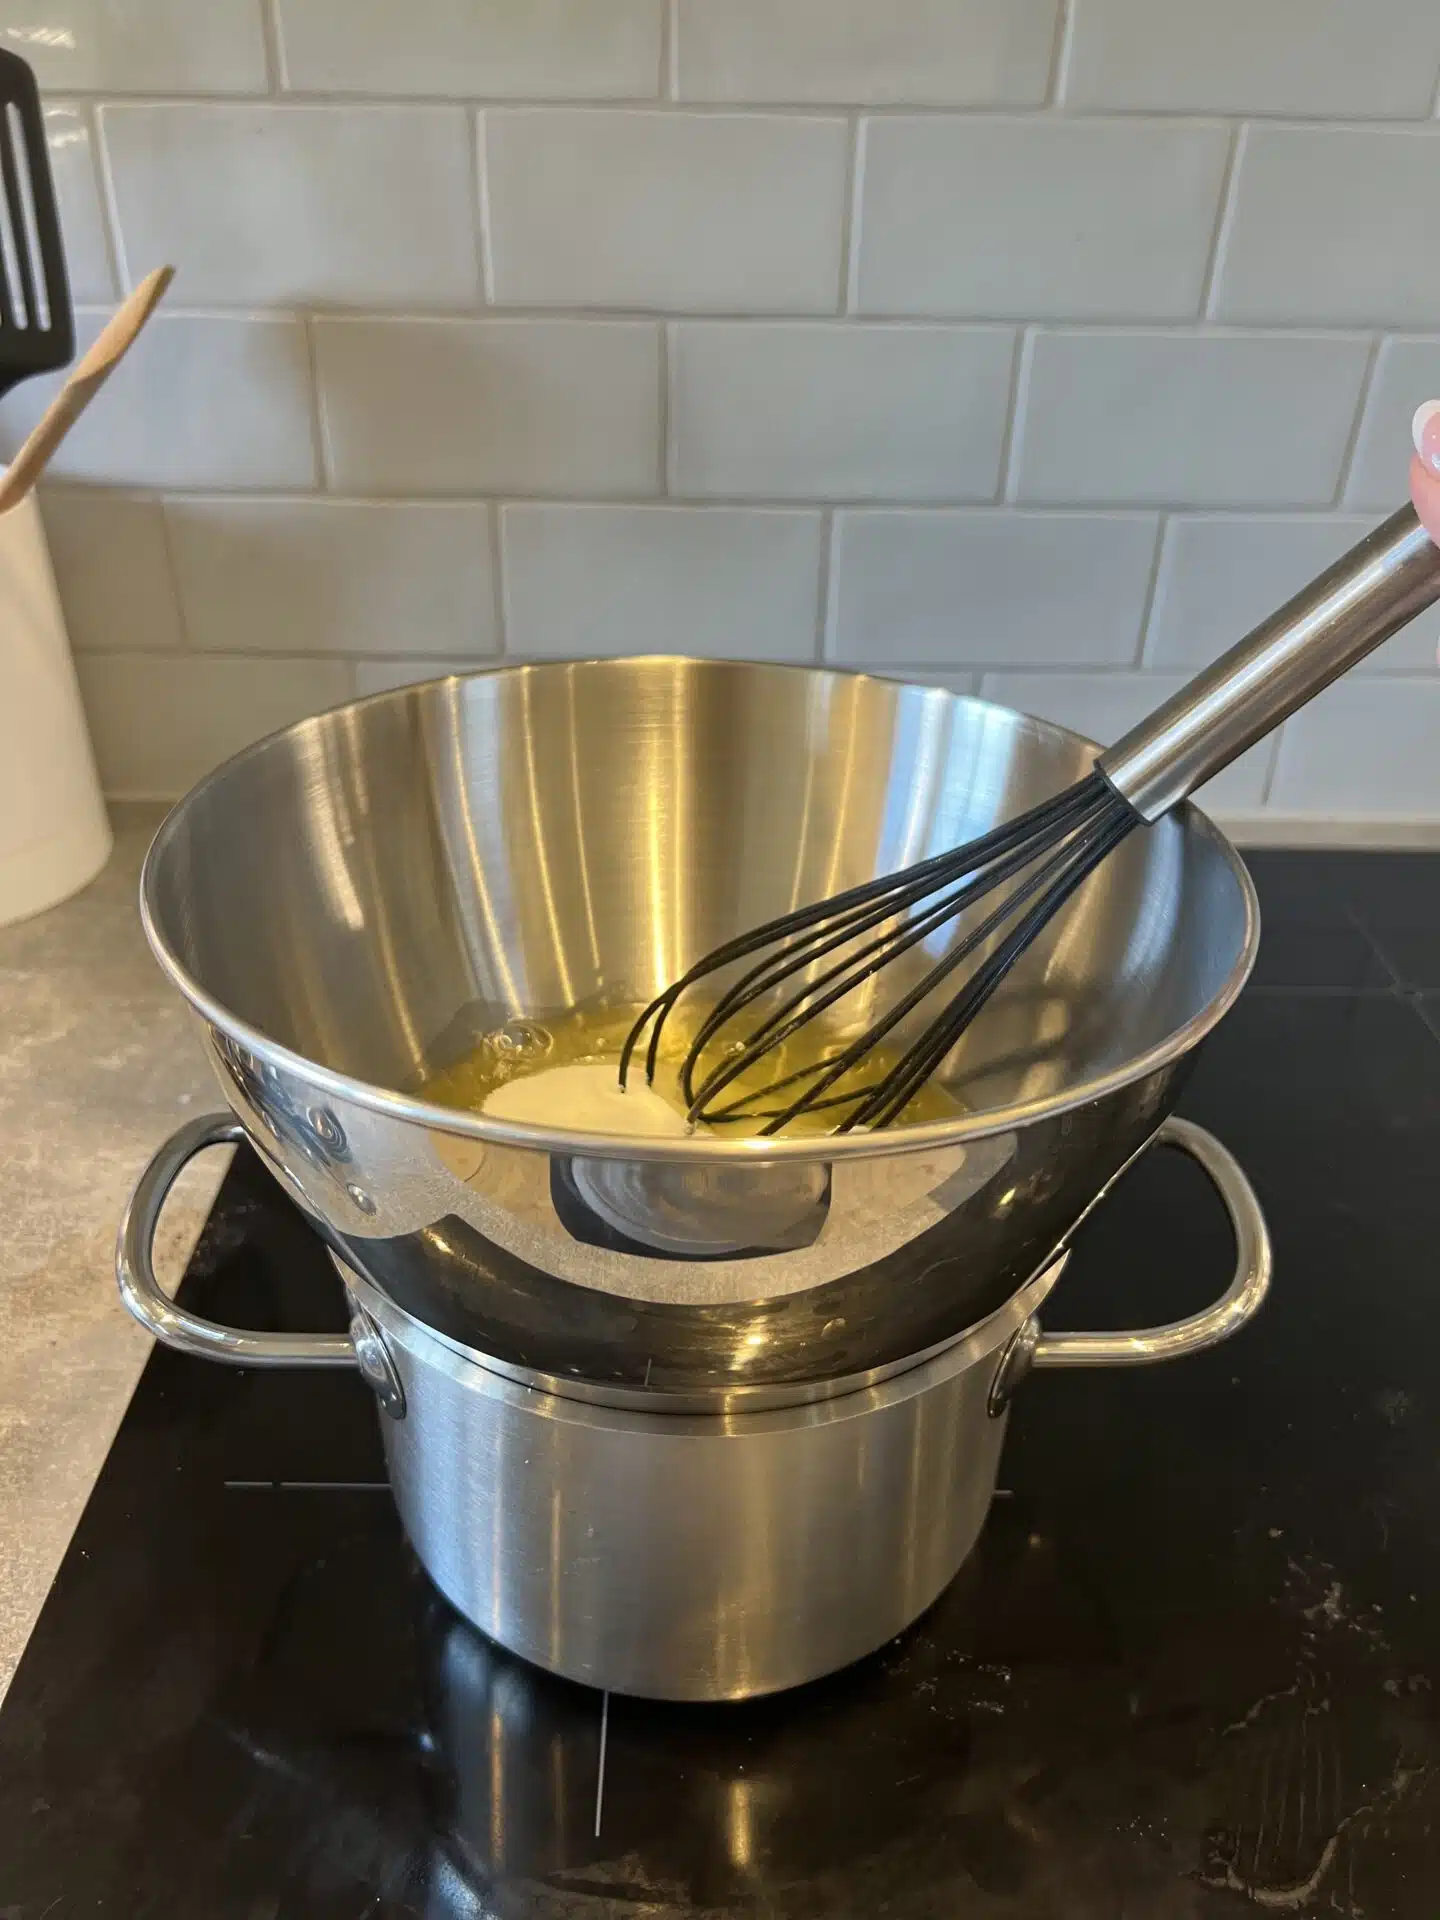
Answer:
[0, 0, 268, 94]
[276, 0, 663, 99]
[1215, 127, 1440, 327]
[1270, 678, 1440, 815]
[978, 670, 1274, 810]
[503, 504, 823, 660]
[0, 313, 317, 489]
[1014, 331, 1371, 508]
[1064, 0, 1440, 117]
[675, 0, 1057, 105]
[828, 510, 1159, 668]
[8, 1, 1436, 831]
[854, 118, 1229, 321]
[670, 323, 1014, 501]
[1345, 338, 1440, 510]
[39, 490, 184, 653]
[483, 109, 848, 312]
[1147, 513, 1440, 674]
[164, 498, 498, 658]
[313, 318, 659, 496]
[45, 105, 113, 303]
[76, 653, 353, 799]
[102, 105, 479, 307]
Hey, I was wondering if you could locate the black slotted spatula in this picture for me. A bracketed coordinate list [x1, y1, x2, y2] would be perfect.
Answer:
[0, 48, 71, 399]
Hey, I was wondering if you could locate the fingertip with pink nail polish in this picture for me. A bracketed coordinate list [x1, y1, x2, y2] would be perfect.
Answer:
[1411, 400, 1440, 474]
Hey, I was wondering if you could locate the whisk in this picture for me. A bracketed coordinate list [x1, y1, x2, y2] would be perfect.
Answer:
[619, 504, 1440, 1135]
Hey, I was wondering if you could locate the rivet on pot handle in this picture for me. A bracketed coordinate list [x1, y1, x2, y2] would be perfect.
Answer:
[116, 1113, 404, 1416]
[988, 1116, 1271, 1415]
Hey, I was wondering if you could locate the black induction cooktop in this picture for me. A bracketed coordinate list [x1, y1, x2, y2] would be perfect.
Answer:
[5, 850, 1440, 1918]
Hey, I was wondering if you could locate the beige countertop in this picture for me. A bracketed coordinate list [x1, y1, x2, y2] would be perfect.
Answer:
[0, 803, 221, 1703]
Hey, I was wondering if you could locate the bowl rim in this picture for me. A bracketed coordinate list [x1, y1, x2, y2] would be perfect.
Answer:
[139, 658, 1261, 1166]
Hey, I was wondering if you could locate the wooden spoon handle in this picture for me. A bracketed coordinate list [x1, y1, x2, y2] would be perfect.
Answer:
[0, 265, 175, 513]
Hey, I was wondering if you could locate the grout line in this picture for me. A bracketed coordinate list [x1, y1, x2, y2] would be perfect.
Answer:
[153, 490, 196, 651]
[1045, 0, 1075, 106]
[1000, 328, 1036, 502]
[1200, 123, 1245, 319]
[495, 502, 514, 658]
[465, 108, 487, 306]
[51, 484, 1435, 521]
[89, 103, 131, 292]
[1430, 57, 1440, 120]
[658, 321, 672, 493]
[299, 313, 329, 488]
[85, 649, 505, 679]
[1332, 334, 1381, 507]
[1133, 514, 1170, 665]
[66, 298, 1398, 339]
[78, 652, 1440, 693]
[838, 114, 863, 314]
[75, 101, 121, 298]
[80, 647, 1267, 676]
[991, 328, 1027, 503]
[820, 511, 844, 661]
[487, 502, 507, 654]
[259, 0, 285, 94]
[79, 88, 700, 111]
[35, 477, 1409, 516]
[1257, 727, 1284, 805]
[474, 111, 496, 303]
[594, 1691, 611, 1838]
[814, 509, 833, 661]
[65, 92, 1418, 123]
[662, 0, 678, 101]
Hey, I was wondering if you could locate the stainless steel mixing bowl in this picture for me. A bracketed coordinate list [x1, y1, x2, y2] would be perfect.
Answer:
[135, 658, 1259, 1395]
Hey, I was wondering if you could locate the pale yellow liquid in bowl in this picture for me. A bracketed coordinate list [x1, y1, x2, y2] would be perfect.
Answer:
[421, 1002, 962, 1140]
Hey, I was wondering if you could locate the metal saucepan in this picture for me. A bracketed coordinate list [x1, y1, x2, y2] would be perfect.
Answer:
[133, 659, 1258, 1394]
[119, 1113, 1268, 1698]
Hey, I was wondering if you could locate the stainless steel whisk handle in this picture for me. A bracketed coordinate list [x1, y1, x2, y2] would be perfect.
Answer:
[1098, 504, 1440, 822]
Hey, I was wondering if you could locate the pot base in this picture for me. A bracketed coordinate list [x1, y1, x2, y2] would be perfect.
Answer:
[117, 1112, 1270, 1703]
[347, 1264, 1057, 1702]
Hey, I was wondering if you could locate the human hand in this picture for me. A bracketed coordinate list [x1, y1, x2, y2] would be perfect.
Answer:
[1410, 401, 1440, 547]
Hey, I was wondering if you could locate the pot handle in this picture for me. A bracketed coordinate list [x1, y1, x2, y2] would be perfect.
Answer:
[116, 1112, 359, 1370]
[989, 1117, 1270, 1412]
